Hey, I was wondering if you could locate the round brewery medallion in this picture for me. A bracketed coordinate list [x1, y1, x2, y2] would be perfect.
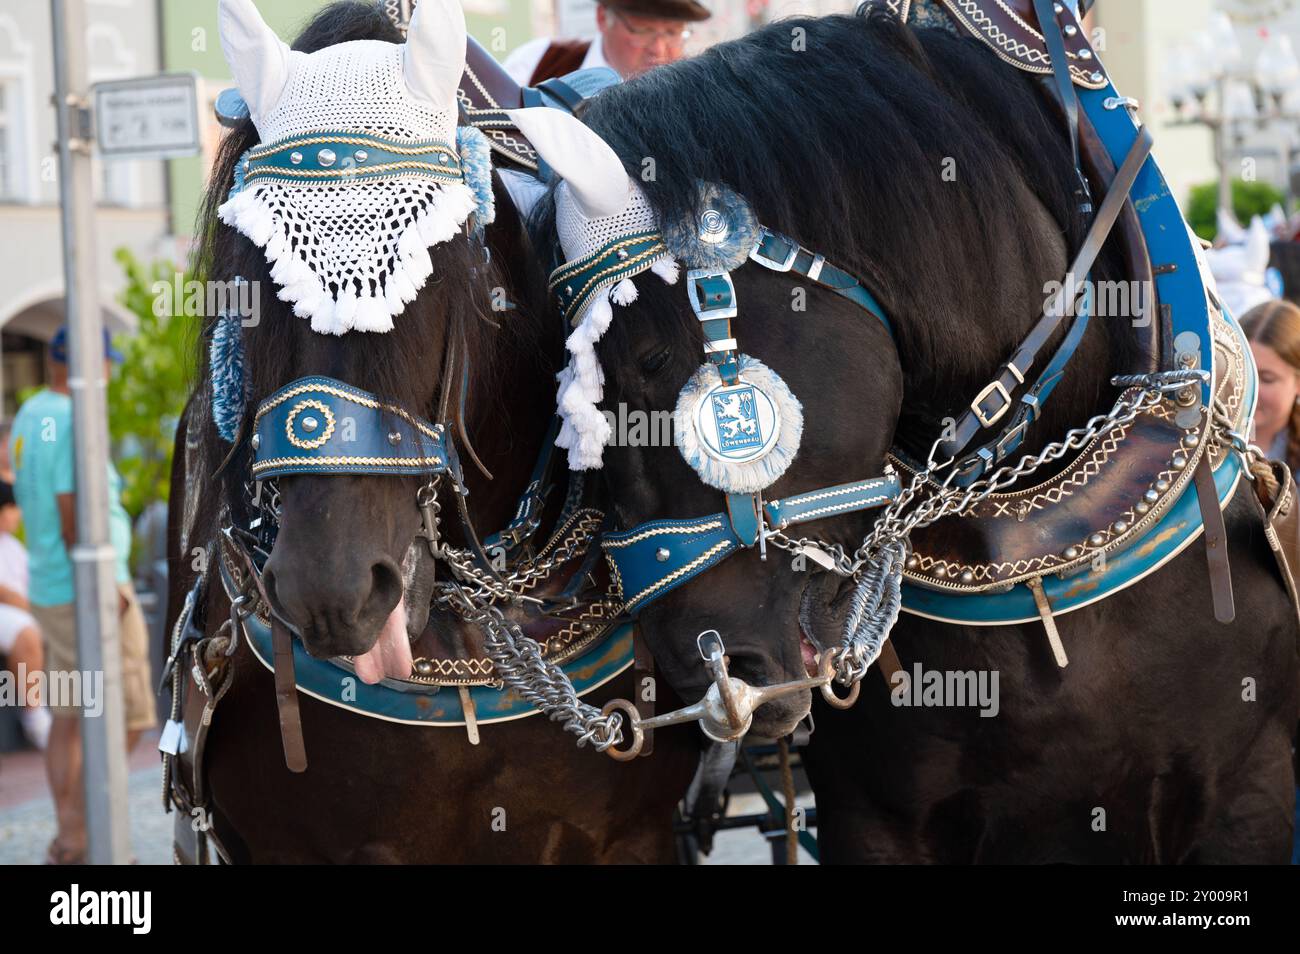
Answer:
[692, 376, 782, 464]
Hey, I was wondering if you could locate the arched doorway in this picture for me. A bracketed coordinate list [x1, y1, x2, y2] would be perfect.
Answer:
[0, 287, 136, 417]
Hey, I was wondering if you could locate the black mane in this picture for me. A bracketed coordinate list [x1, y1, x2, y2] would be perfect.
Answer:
[535, 11, 1134, 447]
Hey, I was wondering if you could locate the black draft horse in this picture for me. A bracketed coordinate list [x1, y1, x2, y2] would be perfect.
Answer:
[532, 11, 1299, 862]
[165, 1, 696, 863]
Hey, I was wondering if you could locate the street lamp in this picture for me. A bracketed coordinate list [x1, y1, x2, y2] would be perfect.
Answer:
[1165, 13, 1300, 217]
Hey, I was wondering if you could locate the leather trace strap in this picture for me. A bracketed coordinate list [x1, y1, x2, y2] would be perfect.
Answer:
[749, 227, 892, 336]
[938, 124, 1155, 484]
[483, 416, 561, 555]
[1033, 0, 1092, 216]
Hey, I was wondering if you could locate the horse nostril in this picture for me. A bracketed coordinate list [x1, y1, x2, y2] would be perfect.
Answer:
[361, 557, 405, 629]
[260, 563, 291, 625]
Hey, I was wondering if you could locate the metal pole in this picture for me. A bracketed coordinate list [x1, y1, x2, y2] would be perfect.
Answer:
[1216, 77, 1234, 216]
[50, 0, 130, 865]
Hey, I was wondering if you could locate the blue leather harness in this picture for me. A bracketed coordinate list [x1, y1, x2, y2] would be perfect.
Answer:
[595, 227, 909, 613]
[587, 85, 1225, 628]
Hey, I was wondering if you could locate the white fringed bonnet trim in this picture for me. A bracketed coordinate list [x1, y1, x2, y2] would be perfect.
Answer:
[550, 179, 683, 469]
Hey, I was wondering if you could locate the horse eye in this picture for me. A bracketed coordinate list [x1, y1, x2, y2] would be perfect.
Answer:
[640, 346, 672, 375]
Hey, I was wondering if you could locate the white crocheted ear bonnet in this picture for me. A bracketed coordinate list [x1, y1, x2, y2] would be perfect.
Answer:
[507, 109, 681, 470]
[215, 0, 484, 335]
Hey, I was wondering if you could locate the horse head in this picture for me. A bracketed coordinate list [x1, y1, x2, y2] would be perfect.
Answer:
[197, 0, 550, 679]
[515, 13, 1109, 738]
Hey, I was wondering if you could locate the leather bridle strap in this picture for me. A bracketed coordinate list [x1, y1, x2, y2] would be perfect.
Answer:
[1033, 0, 1091, 216]
[937, 124, 1155, 483]
[271, 618, 308, 773]
[225, 528, 308, 773]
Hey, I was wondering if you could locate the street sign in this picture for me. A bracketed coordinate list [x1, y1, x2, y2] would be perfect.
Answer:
[92, 72, 201, 159]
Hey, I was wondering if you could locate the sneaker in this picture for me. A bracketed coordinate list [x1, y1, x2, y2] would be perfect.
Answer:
[20, 706, 51, 751]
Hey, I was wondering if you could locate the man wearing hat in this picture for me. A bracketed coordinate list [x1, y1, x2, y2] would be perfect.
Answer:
[503, 0, 710, 86]
[8, 327, 155, 864]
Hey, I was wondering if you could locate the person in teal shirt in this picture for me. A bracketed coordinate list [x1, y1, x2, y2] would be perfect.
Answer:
[8, 326, 156, 864]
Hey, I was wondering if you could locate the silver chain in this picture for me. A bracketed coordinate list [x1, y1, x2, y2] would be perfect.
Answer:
[769, 369, 1220, 688]
[436, 580, 625, 750]
[416, 483, 622, 748]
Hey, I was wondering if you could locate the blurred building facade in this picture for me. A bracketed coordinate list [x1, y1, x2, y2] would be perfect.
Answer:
[0, 0, 168, 416]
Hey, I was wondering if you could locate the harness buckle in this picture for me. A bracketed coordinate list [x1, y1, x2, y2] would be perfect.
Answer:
[686, 269, 738, 321]
[971, 379, 1012, 429]
[995, 417, 1029, 461]
[748, 227, 799, 272]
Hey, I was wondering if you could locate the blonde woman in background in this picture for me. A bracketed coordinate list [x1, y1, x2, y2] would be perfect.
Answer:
[1242, 300, 1300, 474]
[1240, 299, 1300, 866]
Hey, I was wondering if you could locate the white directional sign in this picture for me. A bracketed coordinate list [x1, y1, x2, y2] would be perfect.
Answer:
[92, 72, 201, 159]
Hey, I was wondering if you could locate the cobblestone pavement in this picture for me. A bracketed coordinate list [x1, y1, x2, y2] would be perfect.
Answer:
[0, 761, 173, 865]
[1, 747, 812, 865]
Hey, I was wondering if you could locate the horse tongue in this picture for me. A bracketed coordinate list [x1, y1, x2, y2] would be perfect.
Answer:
[353, 601, 412, 685]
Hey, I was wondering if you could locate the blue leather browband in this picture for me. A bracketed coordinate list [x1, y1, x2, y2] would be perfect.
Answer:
[251, 375, 449, 479]
[604, 473, 902, 613]
[239, 131, 463, 189]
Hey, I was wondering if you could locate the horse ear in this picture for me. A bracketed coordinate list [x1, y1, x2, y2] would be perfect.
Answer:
[505, 107, 632, 219]
[1247, 215, 1272, 268]
[403, 0, 466, 109]
[1217, 207, 1247, 246]
[217, 0, 292, 127]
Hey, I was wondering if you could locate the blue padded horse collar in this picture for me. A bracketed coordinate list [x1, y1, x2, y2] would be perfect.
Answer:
[251, 375, 451, 479]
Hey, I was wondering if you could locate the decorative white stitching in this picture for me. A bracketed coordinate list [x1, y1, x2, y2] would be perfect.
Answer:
[603, 519, 725, 549]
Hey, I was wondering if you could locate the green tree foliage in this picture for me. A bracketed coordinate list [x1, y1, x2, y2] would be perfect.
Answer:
[1186, 178, 1285, 241]
[108, 248, 197, 519]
